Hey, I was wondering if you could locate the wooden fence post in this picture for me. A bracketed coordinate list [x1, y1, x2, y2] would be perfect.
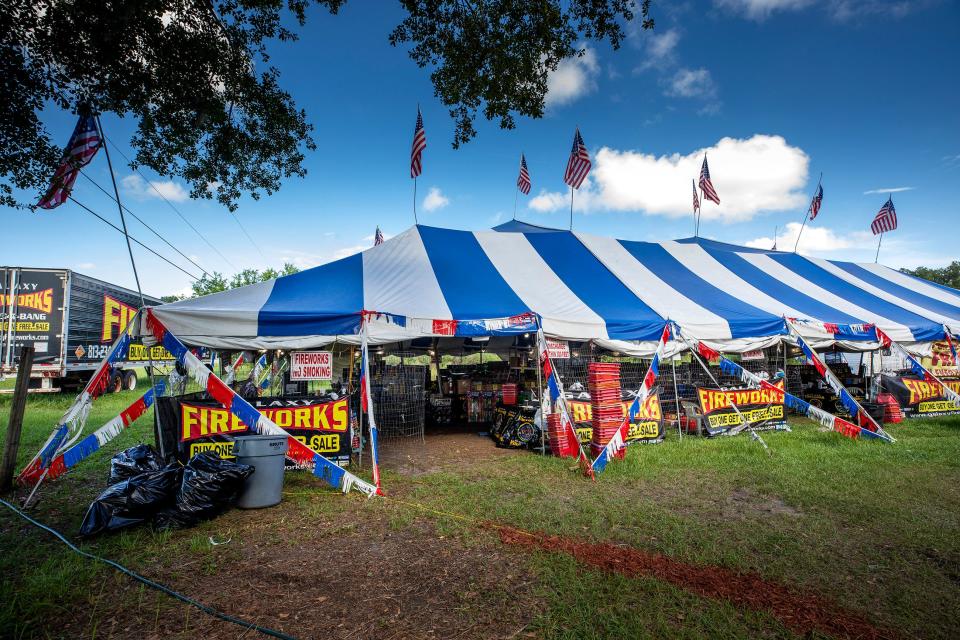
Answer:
[1, 345, 35, 493]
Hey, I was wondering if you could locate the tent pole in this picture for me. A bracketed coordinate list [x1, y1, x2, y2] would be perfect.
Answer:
[671, 351, 682, 441]
[535, 335, 545, 456]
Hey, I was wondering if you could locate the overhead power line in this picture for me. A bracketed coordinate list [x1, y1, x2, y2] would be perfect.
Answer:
[79, 170, 211, 278]
[103, 136, 238, 271]
[68, 196, 200, 281]
[231, 212, 267, 261]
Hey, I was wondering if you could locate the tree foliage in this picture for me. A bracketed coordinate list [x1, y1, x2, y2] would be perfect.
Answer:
[901, 262, 960, 290]
[161, 262, 299, 301]
[2, 1, 653, 209]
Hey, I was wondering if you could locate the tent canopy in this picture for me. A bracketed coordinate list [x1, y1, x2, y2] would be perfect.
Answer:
[144, 224, 960, 351]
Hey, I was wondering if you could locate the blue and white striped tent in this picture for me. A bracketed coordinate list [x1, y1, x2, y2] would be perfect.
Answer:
[144, 223, 960, 353]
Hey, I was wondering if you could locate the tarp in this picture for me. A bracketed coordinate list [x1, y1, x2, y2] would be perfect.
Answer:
[143, 225, 959, 350]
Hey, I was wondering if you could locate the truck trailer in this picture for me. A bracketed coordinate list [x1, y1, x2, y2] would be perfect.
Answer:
[1, 266, 174, 392]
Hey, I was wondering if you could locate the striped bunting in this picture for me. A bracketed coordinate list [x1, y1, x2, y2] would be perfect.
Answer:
[787, 321, 887, 437]
[41, 382, 167, 481]
[876, 328, 960, 406]
[591, 323, 671, 475]
[678, 328, 891, 443]
[537, 329, 594, 477]
[146, 309, 377, 497]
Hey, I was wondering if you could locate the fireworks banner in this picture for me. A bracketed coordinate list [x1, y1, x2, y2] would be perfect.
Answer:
[876, 327, 960, 407]
[145, 309, 377, 497]
[569, 394, 664, 444]
[682, 331, 891, 442]
[695, 379, 786, 435]
[879, 373, 960, 418]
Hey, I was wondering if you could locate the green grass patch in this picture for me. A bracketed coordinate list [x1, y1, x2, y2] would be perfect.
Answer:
[2, 383, 960, 638]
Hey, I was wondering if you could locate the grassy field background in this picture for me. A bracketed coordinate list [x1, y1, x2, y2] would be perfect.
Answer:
[1, 375, 959, 638]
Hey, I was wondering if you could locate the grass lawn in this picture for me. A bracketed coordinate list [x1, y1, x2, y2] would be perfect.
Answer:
[2, 378, 959, 639]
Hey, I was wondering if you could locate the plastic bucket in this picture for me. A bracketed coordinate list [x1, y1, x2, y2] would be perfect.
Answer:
[232, 435, 288, 509]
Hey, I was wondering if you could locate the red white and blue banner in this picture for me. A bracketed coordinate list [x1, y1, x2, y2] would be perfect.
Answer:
[591, 323, 671, 475]
[876, 327, 960, 407]
[18, 312, 140, 486]
[145, 309, 377, 497]
[359, 317, 383, 493]
[786, 320, 887, 437]
[680, 329, 891, 443]
[537, 328, 593, 475]
[20, 382, 166, 484]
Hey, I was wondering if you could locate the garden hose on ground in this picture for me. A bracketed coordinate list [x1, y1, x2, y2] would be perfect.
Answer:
[0, 498, 297, 640]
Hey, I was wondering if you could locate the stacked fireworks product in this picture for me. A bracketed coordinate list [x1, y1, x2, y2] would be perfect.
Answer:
[588, 362, 624, 460]
[546, 413, 574, 457]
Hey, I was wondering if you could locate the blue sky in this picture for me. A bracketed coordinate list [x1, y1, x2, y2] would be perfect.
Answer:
[3, 0, 959, 298]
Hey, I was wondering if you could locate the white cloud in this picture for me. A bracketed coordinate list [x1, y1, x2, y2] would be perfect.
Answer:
[863, 186, 914, 195]
[715, 0, 813, 20]
[663, 67, 721, 113]
[546, 48, 600, 107]
[528, 134, 810, 222]
[422, 187, 450, 212]
[635, 28, 681, 72]
[717, 0, 930, 21]
[744, 222, 869, 254]
[75, 262, 96, 270]
[529, 189, 572, 213]
[666, 68, 717, 98]
[121, 174, 189, 202]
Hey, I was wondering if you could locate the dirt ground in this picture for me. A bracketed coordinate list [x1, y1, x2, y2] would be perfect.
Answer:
[50, 431, 539, 640]
[376, 429, 519, 476]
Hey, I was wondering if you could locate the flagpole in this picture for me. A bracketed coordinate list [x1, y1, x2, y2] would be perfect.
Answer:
[413, 176, 418, 225]
[793, 172, 822, 253]
[696, 188, 704, 237]
[513, 185, 519, 220]
[95, 114, 159, 449]
[569, 185, 574, 231]
[875, 232, 883, 263]
[96, 116, 145, 309]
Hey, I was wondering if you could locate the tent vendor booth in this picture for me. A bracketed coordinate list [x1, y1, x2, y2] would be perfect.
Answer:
[17, 224, 960, 496]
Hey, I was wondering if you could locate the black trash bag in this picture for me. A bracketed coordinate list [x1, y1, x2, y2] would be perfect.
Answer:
[153, 452, 253, 530]
[109, 444, 164, 484]
[79, 464, 182, 537]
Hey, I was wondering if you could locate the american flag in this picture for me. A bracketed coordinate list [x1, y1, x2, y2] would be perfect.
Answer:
[517, 154, 531, 195]
[410, 107, 426, 179]
[37, 114, 102, 210]
[692, 179, 700, 213]
[563, 128, 591, 189]
[871, 197, 897, 234]
[374, 226, 384, 246]
[809, 184, 824, 220]
[698, 155, 720, 204]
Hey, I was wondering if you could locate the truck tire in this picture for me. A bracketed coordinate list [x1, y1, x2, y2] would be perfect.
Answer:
[124, 370, 138, 391]
[111, 372, 124, 394]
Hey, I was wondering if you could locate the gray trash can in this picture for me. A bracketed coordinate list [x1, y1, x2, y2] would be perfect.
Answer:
[232, 435, 288, 509]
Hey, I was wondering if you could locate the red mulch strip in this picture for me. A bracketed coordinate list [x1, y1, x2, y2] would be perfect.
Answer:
[496, 526, 895, 640]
